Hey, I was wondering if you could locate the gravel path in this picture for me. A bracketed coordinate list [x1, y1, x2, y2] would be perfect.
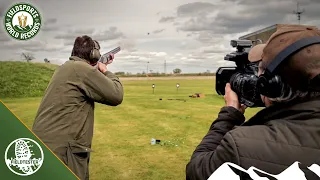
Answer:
[119, 76, 216, 81]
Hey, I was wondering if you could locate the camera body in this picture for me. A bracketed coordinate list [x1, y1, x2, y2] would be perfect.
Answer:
[215, 40, 265, 107]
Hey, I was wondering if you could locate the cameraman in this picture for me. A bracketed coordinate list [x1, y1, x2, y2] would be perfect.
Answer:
[186, 24, 320, 180]
[32, 35, 124, 180]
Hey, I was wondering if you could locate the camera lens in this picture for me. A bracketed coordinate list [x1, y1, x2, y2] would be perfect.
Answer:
[230, 72, 260, 103]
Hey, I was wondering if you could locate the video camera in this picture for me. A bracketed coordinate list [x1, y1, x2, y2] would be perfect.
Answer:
[215, 40, 265, 107]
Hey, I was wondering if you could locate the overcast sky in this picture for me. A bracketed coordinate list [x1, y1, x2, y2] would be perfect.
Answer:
[0, 0, 319, 73]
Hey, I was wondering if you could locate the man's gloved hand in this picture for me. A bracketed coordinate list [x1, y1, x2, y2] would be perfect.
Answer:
[224, 83, 247, 114]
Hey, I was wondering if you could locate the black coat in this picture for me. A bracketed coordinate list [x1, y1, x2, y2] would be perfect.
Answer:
[186, 96, 320, 180]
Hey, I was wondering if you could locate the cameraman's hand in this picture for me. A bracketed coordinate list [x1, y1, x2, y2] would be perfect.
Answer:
[224, 83, 247, 114]
[97, 62, 107, 73]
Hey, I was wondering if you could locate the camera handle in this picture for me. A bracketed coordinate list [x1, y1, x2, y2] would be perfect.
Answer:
[239, 97, 254, 107]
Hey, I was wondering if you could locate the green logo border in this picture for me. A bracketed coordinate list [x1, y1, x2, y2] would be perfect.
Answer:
[3, 2, 42, 41]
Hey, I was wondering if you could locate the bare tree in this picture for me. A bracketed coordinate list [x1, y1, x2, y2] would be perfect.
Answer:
[21, 52, 35, 62]
[44, 58, 50, 63]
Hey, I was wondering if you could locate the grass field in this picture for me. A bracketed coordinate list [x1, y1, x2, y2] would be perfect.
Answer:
[1, 78, 262, 180]
[0, 61, 58, 98]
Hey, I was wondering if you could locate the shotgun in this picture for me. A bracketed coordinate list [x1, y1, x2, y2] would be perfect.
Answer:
[99, 46, 121, 64]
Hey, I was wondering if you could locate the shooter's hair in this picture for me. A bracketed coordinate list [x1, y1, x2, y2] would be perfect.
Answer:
[71, 35, 100, 63]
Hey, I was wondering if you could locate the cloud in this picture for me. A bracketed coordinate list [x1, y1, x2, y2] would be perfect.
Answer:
[45, 18, 58, 24]
[75, 28, 96, 35]
[178, 41, 198, 50]
[0, 29, 11, 42]
[198, 45, 231, 54]
[41, 18, 59, 32]
[115, 51, 169, 66]
[159, 16, 175, 23]
[162, 0, 320, 36]
[92, 27, 125, 41]
[54, 27, 125, 46]
[152, 0, 320, 56]
[195, 32, 223, 44]
[4, 40, 66, 52]
[55, 28, 95, 40]
[176, 2, 215, 17]
[0, 10, 5, 18]
[0, 1, 12, 18]
[153, 29, 165, 34]
[178, 14, 216, 32]
[117, 39, 138, 52]
[150, 52, 167, 57]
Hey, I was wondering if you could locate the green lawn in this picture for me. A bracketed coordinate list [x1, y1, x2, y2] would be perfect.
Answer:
[0, 61, 58, 98]
[1, 79, 261, 180]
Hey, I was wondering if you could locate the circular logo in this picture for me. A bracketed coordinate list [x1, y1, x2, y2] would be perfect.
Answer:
[3, 2, 42, 41]
[4, 138, 44, 176]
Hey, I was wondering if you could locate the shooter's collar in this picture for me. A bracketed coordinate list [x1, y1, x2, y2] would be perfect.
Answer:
[69, 56, 90, 63]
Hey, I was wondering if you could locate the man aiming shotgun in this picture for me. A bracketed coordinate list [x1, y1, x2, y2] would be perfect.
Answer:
[32, 35, 124, 180]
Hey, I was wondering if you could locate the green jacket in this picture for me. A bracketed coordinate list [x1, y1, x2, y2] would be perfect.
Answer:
[32, 56, 123, 179]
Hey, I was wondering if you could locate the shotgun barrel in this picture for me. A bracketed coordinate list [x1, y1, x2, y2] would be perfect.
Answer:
[99, 46, 121, 64]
